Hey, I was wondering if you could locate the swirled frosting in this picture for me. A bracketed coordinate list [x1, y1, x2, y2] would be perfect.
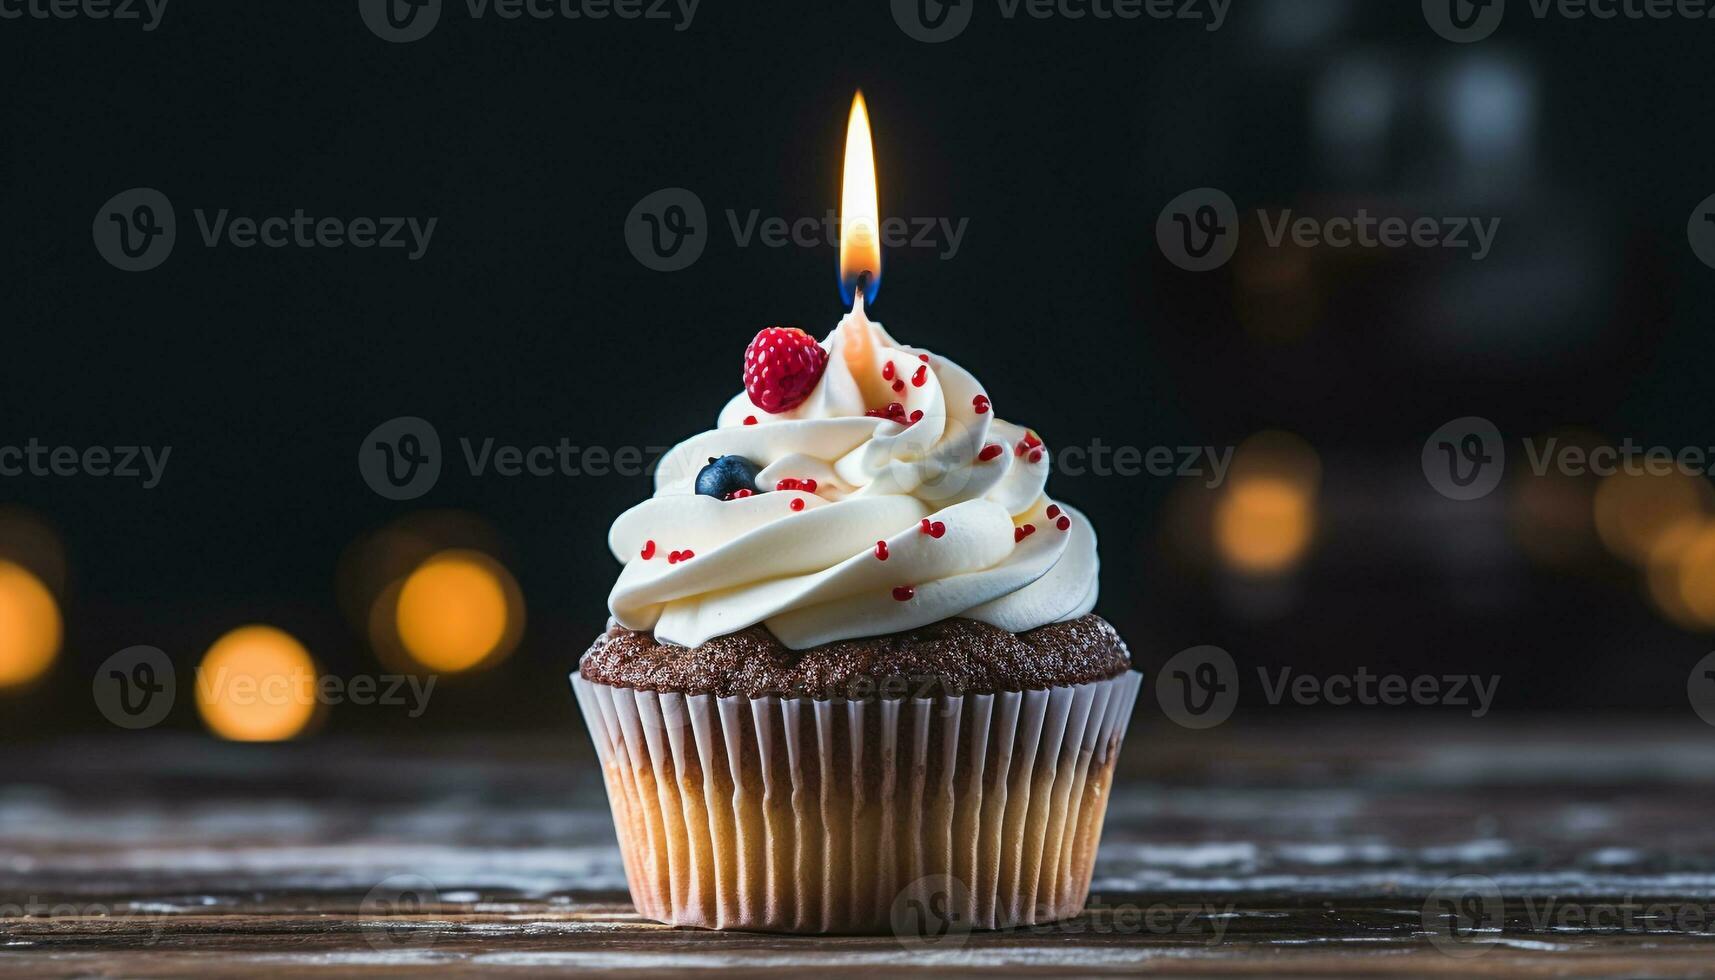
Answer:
[606, 306, 1100, 649]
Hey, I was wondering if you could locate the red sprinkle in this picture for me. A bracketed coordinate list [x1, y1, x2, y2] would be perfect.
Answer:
[978, 444, 1003, 462]
[882, 361, 896, 381]
[776, 478, 818, 493]
[892, 379, 905, 393]
[669, 550, 695, 564]
[972, 395, 991, 415]
[1056, 515, 1071, 531]
[868, 401, 911, 424]
[919, 518, 947, 538]
[1046, 504, 1061, 519]
[911, 365, 927, 387]
[641, 540, 656, 560]
[874, 540, 889, 561]
[919, 354, 930, 362]
[790, 498, 805, 512]
[892, 585, 916, 602]
[1028, 449, 1043, 464]
[725, 488, 754, 500]
[744, 416, 758, 426]
[909, 410, 924, 423]
[1014, 524, 1036, 543]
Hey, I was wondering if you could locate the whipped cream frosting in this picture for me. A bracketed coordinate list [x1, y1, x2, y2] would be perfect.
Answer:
[606, 305, 1101, 649]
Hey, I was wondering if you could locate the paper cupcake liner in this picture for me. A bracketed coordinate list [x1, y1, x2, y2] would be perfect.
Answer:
[570, 669, 1141, 933]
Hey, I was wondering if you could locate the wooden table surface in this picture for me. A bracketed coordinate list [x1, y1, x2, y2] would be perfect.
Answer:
[3, 718, 1714, 977]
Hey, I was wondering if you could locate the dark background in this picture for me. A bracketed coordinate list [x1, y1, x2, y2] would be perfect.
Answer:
[3, 0, 1714, 737]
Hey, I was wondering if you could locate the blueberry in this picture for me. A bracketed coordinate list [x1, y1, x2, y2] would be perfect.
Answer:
[696, 455, 763, 499]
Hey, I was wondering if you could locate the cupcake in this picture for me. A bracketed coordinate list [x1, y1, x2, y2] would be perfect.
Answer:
[571, 301, 1139, 933]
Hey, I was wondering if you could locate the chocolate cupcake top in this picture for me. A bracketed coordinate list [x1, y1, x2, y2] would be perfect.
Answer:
[579, 615, 1130, 700]
[604, 306, 1103, 651]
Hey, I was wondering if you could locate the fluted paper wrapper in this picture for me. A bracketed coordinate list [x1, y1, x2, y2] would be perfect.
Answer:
[570, 670, 1141, 933]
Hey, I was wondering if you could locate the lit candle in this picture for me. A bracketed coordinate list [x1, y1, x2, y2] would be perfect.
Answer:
[839, 90, 881, 309]
[837, 92, 885, 399]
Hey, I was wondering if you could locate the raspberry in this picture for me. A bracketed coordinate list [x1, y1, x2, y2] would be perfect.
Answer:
[743, 327, 828, 414]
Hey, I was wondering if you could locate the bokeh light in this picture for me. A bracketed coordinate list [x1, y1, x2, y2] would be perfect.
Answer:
[1593, 470, 1713, 565]
[0, 561, 62, 689]
[1215, 477, 1316, 575]
[1645, 519, 1707, 630]
[1673, 525, 1715, 630]
[392, 550, 524, 674]
[1214, 431, 1321, 575]
[196, 625, 318, 742]
[0, 508, 67, 596]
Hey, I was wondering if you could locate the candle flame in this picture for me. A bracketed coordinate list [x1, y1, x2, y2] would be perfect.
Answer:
[840, 91, 881, 306]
